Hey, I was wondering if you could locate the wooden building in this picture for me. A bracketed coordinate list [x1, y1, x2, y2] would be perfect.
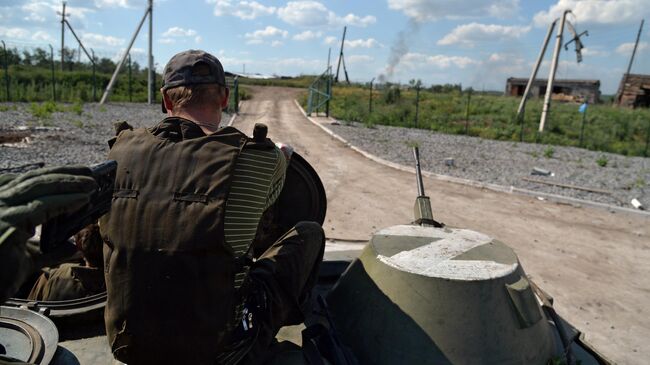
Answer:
[505, 78, 601, 103]
[616, 74, 650, 108]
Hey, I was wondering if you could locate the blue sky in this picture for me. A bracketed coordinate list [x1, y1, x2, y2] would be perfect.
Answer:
[1, 0, 649, 93]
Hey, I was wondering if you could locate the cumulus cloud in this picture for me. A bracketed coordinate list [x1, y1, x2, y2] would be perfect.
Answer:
[437, 23, 531, 47]
[162, 27, 197, 37]
[293, 30, 323, 41]
[94, 0, 130, 8]
[616, 41, 649, 55]
[533, 0, 650, 27]
[0, 26, 31, 39]
[81, 32, 125, 47]
[31, 30, 54, 42]
[400, 52, 478, 69]
[345, 38, 382, 48]
[245, 26, 289, 45]
[208, 0, 276, 20]
[347, 54, 374, 64]
[277, 1, 375, 28]
[324, 36, 338, 45]
[388, 0, 520, 22]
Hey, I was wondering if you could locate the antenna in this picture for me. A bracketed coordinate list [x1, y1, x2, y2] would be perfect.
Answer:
[412, 147, 443, 228]
[334, 26, 350, 84]
[564, 21, 588, 63]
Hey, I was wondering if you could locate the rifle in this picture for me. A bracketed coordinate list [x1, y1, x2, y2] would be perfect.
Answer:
[40, 160, 117, 253]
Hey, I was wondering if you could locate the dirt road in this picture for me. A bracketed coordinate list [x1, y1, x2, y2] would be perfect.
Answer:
[232, 86, 650, 365]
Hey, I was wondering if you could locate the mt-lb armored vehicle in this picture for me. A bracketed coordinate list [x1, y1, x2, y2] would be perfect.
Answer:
[1, 149, 610, 364]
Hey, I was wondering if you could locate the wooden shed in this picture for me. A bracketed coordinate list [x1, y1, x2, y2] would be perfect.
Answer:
[505, 78, 601, 103]
[616, 74, 650, 108]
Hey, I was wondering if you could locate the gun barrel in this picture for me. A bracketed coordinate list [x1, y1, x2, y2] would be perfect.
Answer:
[413, 147, 425, 197]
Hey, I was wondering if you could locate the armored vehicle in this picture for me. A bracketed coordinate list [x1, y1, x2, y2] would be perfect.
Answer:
[0, 149, 610, 365]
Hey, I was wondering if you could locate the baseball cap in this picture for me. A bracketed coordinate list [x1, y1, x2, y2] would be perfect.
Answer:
[161, 50, 226, 112]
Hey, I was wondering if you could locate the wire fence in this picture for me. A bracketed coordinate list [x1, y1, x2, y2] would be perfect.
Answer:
[0, 40, 156, 103]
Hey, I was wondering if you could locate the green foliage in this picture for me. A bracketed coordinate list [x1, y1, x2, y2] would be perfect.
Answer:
[543, 146, 555, 158]
[305, 84, 650, 157]
[71, 119, 84, 128]
[29, 101, 64, 119]
[69, 102, 84, 116]
[596, 155, 609, 167]
[238, 86, 252, 101]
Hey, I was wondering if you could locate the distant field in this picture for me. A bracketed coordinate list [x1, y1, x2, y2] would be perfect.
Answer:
[301, 85, 650, 157]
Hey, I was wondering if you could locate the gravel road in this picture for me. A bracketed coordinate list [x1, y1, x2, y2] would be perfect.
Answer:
[328, 121, 650, 208]
[0, 103, 230, 170]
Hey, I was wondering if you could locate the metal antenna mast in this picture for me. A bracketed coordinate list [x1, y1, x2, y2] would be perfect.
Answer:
[335, 26, 350, 84]
[564, 21, 588, 63]
[100, 1, 153, 104]
[616, 19, 645, 104]
[147, 0, 153, 104]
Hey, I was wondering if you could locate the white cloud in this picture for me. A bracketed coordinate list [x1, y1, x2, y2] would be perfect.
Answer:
[324, 36, 338, 45]
[94, 0, 130, 8]
[81, 32, 125, 47]
[208, 0, 276, 20]
[347, 55, 374, 64]
[346, 38, 382, 48]
[581, 47, 609, 57]
[271, 40, 283, 47]
[0, 26, 30, 39]
[159, 38, 175, 44]
[245, 26, 288, 45]
[438, 23, 531, 47]
[162, 27, 197, 37]
[616, 41, 649, 55]
[31, 30, 54, 42]
[388, 0, 520, 22]
[400, 52, 478, 69]
[533, 0, 650, 27]
[195, 36, 203, 44]
[277, 1, 375, 28]
[293, 30, 322, 41]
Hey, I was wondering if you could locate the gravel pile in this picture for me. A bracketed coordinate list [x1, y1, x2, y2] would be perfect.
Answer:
[0, 103, 230, 171]
[328, 121, 650, 209]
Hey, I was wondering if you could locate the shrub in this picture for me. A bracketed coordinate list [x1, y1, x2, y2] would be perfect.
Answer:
[543, 146, 555, 158]
[596, 155, 608, 167]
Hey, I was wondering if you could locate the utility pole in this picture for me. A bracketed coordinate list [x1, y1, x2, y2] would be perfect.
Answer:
[101, 2, 152, 104]
[517, 19, 557, 121]
[335, 26, 350, 84]
[59, 2, 66, 71]
[539, 10, 571, 133]
[147, 0, 153, 104]
[617, 19, 644, 105]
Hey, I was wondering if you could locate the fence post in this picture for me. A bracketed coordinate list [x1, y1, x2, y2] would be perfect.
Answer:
[91, 49, 96, 102]
[643, 119, 650, 157]
[465, 89, 472, 134]
[368, 78, 374, 114]
[128, 54, 132, 102]
[49, 44, 56, 101]
[234, 76, 239, 113]
[415, 86, 420, 128]
[579, 107, 587, 147]
[1, 41, 9, 102]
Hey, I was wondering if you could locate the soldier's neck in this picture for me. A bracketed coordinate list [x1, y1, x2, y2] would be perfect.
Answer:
[170, 108, 222, 134]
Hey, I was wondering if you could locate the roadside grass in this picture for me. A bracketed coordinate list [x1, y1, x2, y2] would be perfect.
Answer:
[304, 85, 650, 157]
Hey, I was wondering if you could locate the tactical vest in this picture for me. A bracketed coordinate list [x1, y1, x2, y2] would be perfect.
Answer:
[100, 118, 267, 365]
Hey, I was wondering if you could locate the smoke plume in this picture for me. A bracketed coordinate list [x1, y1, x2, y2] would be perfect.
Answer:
[378, 20, 420, 83]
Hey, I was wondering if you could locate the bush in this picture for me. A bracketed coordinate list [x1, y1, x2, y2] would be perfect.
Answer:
[596, 155, 608, 167]
[543, 146, 555, 158]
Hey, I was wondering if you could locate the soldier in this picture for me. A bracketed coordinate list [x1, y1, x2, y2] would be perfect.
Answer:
[0, 166, 98, 303]
[100, 50, 325, 365]
[28, 223, 105, 301]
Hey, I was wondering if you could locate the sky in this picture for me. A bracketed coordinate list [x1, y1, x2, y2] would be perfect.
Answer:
[1, 0, 649, 94]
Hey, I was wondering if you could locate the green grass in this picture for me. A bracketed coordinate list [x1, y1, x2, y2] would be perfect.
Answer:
[239, 75, 317, 89]
[29, 101, 64, 119]
[304, 85, 650, 157]
[596, 155, 609, 167]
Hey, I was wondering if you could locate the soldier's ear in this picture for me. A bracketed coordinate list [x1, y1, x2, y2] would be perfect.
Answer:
[220, 87, 230, 109]
[162, 91, 174, 113]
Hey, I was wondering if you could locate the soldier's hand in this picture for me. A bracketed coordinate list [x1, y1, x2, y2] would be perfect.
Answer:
[0, 166, 98, 302]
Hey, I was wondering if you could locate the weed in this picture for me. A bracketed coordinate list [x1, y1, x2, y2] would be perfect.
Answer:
[0, 105, 9, 112]
[69, 102, 84, 116]
[635, 177, 646, 188]
[529, 151, 539, 158]
[543, 146, 555, 158]
[596, 155, 608, 167]
[29, 101, 63, 119]
[405, 140, 420, 148]
[98, 105, 107, 113]
[71, 119, 84, 128]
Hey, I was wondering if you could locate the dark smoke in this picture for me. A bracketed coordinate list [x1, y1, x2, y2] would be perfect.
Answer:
[378, 20, 420, 83]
